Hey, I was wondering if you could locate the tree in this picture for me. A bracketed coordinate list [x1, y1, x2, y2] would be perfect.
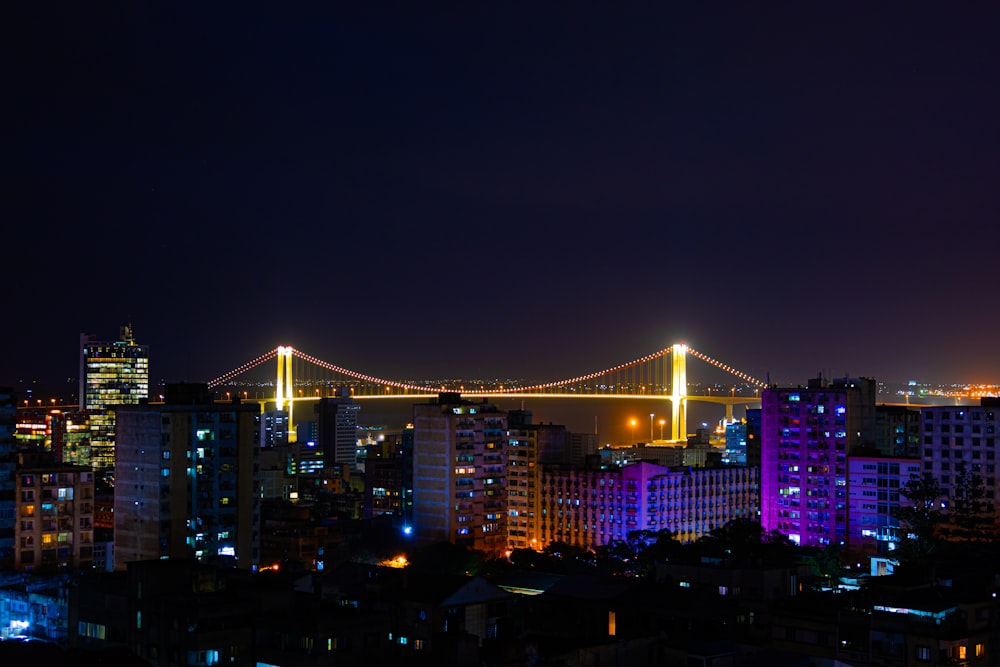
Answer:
[804, 542, 844, 589]
[894, 474, 945, 561]
[948, 467, 991, 541]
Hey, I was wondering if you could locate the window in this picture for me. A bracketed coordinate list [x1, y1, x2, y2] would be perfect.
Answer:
[916, 646, 930, 661]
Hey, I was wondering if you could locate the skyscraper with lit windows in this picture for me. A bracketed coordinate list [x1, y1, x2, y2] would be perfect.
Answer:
[79, 324, 149, 471]
[113, 383, 260, 570]
[412, 393, 507, 556]
[760, 377, 877, 548]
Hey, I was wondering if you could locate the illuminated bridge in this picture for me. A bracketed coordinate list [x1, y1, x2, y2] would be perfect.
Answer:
[207, 343, 765, 441]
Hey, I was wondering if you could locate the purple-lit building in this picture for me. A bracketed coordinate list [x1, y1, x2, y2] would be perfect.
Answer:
[539, 460, 758, 547]
[761, 377, 877, 548]
[847, 455, 921, 557]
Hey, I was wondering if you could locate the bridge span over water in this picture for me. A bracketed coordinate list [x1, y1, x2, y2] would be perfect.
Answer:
[207, 343, 765, 441]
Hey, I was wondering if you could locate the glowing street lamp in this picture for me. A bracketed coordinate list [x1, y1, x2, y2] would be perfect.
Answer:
[649, 413, 655, 443]
[659, 418, 666, 440]
[629, 418, 637, 445]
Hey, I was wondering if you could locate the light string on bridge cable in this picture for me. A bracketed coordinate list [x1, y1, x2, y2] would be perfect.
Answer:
[207, 348, 279, 388]
[208, 344, 765, 394]
[290, 349, 437, 393]
[685, 347, 766, 388]
[506, 347, 675, 393]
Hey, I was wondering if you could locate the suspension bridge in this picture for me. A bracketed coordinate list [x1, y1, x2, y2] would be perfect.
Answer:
[207, 343, 765, 441]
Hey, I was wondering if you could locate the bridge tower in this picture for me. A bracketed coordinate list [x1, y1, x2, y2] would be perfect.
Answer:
[670, 343, 687, 441]
[276, 346, 295, 440]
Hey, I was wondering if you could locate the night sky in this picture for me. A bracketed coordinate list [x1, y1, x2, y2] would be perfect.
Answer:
[7, 3, 1000, 396]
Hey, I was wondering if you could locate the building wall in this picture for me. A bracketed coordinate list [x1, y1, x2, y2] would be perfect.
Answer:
[539, 461, 758, 548]
[507, 426, 539, 551]
[0, 388, 15, 569]
[115, 397, 260, 570]
[79, 326, 149, 471]
[920, 401, 1000, 516]
[14, 466, 94, 571]
[315, 393, 360, 470]
[761, 377, 876, 548]
[847, 456, 922, 555]
[412, 395, 507, 555]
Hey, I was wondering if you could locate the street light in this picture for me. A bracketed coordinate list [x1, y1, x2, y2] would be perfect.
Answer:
[659, 418, 666, 440]
[649, 413, 655, 443]
[629, 418, 637, 445]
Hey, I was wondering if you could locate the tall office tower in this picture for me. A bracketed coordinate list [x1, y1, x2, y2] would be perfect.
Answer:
[0, 387, 16, 569]
[14, 461, 95, 571]
[113, 384, 260, 570]
[412, 393, 507, 556]
[919, 398, 1000, 522]
[314, 389, 361, 470]
[539, 461, 759, 549]
[79, 324, 149, 471]
[761, 377, 877, 548]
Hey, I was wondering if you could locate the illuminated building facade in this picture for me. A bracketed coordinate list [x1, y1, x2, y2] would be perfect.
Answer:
[113, 384, 260, 570]
[412, 393, 507, 556]
[920, 398, 1000, 519]
[15, 408, 91, 465]
[0, 387, 16, 569]
[314, 390, 361, 470]
[539, 461, 758, 548]
[14, 464, 95, 571]
[506, 412, 569, 551]
[760, 377, 877, 547]
[723, 419, 748, 466]
[847, 456, 921, 555]
[79, 324, 149, 471]
[363, 426, 413, 522]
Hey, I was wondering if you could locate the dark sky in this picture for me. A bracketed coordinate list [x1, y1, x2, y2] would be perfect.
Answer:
[7, 2, 1000, 395]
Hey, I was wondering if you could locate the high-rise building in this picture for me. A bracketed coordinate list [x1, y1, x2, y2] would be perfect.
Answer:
[314, 390, 360, 470]
[506, 411, 568, 552]
[79, 324, 149, 471]
[14, 459, 95, 571]
[760, 376, 877, 548]
[412, 393, 507, 555]
[847, 455, 922, 556]
[362, 425, 413, 523]
[113, 383, 260, 570]
[0, 387, 16, 569]
[919, 398, 1000, 521]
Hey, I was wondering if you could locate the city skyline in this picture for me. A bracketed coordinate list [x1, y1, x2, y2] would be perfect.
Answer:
[7, 3, 1000, 391]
